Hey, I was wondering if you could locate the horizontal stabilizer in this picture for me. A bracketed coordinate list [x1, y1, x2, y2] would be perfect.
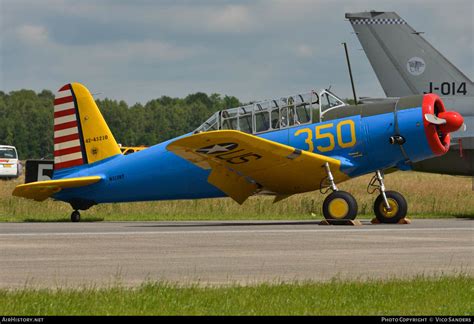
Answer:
[12, 176, 102, 201]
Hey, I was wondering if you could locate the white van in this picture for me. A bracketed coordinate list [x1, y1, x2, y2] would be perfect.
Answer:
[0, 145, 21, 179]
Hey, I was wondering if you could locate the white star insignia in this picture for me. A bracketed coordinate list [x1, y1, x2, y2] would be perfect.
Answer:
[197, 143, 237, 154]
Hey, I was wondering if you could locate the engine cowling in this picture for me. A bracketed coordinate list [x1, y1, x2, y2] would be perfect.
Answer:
[422, 94, 464, 156]
[355, 93, 465, 176]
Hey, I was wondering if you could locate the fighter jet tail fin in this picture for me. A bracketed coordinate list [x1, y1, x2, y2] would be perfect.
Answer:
[346, 11, 473, 97]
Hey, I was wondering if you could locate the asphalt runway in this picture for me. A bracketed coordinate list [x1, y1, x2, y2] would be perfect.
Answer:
[0, 219, 472, 288]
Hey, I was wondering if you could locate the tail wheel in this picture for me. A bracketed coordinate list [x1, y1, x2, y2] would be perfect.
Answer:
[322, 191, 358, 221]
[373, 191, 407, 224]
[71, 210, 81, 223]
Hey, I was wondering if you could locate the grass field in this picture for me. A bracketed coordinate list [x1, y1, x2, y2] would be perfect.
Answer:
[0, 276, 471, 315]
[1, 171, 473, 222]
[2, 174, 472, 316]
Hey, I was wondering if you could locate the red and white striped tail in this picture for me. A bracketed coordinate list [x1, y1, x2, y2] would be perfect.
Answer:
[53, 84, 85, 170]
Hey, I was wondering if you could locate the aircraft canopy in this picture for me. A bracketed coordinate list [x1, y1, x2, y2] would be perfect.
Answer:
[195, 89, 347, 135]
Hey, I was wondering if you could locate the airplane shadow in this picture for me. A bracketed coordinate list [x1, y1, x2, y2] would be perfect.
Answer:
[23, 218, 104, 223]
[126, 220, 323, 229]
[454, 215, 474, 220]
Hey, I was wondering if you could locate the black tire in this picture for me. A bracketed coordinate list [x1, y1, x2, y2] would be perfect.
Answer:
[322, 191, 358, 221]
[373, 191, 407, 224]
[71, 210, 81, 223]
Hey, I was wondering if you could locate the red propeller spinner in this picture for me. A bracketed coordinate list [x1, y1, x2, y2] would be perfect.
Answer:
[422, 94, 464, 156]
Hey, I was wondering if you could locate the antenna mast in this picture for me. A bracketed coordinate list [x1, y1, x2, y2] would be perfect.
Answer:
[342, 42, 358, 105]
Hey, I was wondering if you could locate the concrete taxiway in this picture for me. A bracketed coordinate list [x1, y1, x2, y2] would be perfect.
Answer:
[0, 219, 472, 288]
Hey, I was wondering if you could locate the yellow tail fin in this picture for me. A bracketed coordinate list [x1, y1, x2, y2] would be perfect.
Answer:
[54, 83, 120, 170]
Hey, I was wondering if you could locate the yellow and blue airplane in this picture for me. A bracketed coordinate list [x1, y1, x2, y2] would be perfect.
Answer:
[13, 83, 464, 223]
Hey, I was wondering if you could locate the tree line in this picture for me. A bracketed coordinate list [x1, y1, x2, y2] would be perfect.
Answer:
[0, 89, 241, 159]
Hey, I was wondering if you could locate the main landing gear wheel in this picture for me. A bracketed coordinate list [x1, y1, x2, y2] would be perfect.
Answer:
[71, 210, 81, 223]
[322, 191, 358, 221]
[373, 191, 407, 224]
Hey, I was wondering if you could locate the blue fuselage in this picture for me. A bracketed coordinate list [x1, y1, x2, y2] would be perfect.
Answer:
[53, 106, 433, 205]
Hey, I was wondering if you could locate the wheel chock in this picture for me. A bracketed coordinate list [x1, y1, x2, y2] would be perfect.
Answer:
[370, 218, 411, 224]
[319, 219, 362, 226]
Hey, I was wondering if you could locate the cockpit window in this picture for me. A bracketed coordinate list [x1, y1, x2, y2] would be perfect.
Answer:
[194, 89, 346, 134]
[203, 113, 219, 131]
[255, 111, 270, 133]
[221, 107, 238, 130]
[269, 109, 278, 129]
[320, 91, 346, 112]
[239, 114, 253, 134]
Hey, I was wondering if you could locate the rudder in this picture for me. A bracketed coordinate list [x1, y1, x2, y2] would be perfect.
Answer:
[53, 83, 121, 172]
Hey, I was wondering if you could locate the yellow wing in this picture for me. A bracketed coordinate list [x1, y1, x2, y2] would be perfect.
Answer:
[12, 176, 102, 201]
[167, 130, 349, 204]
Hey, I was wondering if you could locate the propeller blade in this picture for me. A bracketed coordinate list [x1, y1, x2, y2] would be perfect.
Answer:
[424, 113, 446, 125]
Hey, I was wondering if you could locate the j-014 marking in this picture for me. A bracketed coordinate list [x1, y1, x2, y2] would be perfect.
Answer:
[424, 82, 467, 96]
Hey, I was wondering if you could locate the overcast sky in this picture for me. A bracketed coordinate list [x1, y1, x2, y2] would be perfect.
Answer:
[1, 0, 473, 104]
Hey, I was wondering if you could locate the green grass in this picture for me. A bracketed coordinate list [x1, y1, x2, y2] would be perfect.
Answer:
[1, 171, 473, 222]
[0, 276, 472, 315]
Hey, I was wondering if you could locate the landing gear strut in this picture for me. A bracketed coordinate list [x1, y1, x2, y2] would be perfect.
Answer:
[71, 210, 81, 223]
[321, 163, 358, 221]
[368, 170, 407, 223]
